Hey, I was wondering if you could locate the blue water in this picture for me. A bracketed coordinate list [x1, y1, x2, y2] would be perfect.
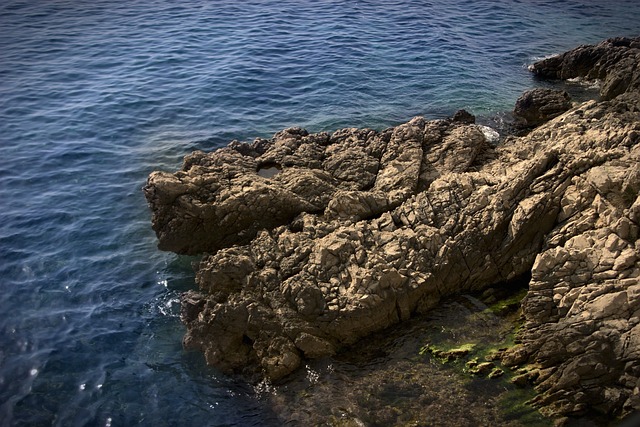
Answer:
[1, 0, 638, 425]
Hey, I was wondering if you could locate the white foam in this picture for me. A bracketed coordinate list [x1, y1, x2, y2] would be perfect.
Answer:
[478, 125, 500, 144]
[526, 53, 560, 71]
[567, 77, 602, 89]
[530, 53, 560, 62]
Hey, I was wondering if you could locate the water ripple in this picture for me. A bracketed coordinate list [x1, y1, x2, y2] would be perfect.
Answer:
[1, 0, 639, 424]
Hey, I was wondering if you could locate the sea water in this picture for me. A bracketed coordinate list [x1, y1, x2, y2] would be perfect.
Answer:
[1, 0, 639, 425]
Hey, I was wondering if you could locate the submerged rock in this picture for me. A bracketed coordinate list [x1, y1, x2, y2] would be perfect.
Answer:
[144, 37, 640, 420]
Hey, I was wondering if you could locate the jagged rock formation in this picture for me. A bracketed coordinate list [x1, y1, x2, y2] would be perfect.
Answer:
[501, 36, 640, 419]
[144, 37, 640, 420]
[530, 36, 640, 100]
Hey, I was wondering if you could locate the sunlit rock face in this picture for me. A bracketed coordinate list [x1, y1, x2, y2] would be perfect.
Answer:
[145, 37, 640, 419]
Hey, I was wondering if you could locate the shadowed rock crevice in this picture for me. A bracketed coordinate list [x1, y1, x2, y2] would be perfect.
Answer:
[144, 37, 640, 420]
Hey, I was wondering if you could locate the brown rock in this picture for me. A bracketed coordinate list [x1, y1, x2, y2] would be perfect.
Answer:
[145, 38, 640, 420]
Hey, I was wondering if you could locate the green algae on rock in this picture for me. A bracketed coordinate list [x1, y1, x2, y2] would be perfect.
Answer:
[145, 37, 640, 422]
[266, 292, 549, 426]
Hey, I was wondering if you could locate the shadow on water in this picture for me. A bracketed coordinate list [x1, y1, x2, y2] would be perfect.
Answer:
[264, 279, 551, 426]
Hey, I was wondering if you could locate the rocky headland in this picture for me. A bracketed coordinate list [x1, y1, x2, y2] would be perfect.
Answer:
[144, 37, 640, 421]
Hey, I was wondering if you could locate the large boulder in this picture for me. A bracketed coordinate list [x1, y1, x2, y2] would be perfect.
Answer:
[144, 38, 640, 420]
[513, 88, 572, 128]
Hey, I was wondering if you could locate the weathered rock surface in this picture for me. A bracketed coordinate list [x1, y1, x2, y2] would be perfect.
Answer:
[144, 37, 640, 420]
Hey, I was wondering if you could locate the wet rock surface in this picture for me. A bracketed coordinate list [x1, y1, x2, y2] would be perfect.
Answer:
[529, 36, 640, 100]
[513, 88, 573, 129]
[144, 37, 640, 421]
[265, 293, 546, 427]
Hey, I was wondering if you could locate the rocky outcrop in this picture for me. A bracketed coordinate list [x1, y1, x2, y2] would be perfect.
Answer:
[513, 88, 573, 129]
[144, 37, 640, 420]
[501, 96, 640, 418]
[530, 36, 640, 100]
[498, 36, 640, 419]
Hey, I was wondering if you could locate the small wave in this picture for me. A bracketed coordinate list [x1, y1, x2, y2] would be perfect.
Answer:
[3, 0, 640, 424]
[525, 53, 559, 71]
[567, 76, 602, 89]
[529, 53, 560, 63]
[153, 292, 182, 318]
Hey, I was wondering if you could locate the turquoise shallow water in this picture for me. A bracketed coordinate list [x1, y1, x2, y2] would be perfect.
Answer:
[1, 0, 639, 425]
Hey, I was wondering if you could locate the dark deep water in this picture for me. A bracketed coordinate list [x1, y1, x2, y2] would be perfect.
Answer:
[1, 1, 639, 425]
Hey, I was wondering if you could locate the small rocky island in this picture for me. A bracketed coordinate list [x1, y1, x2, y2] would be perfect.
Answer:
[144, 37, 640, 422]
